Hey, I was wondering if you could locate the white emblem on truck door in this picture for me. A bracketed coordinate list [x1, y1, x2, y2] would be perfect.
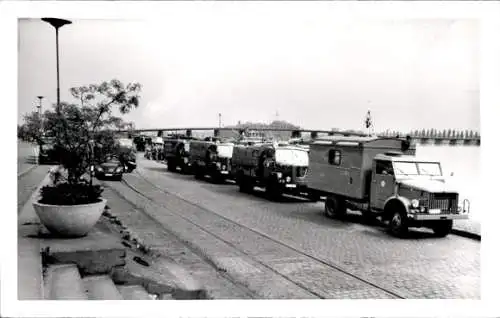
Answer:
[381, 180, 386, 187]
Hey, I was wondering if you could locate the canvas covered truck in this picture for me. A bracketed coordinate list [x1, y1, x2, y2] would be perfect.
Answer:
[305, 136, 470, 237]
[231, 143, 312, 200]
[189, 139, 235, 182]
[106, 137, 137, 172]
[163, 136, 196, 173]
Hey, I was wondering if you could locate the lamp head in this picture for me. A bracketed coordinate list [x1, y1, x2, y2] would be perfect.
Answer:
[41, 18, 72, 29]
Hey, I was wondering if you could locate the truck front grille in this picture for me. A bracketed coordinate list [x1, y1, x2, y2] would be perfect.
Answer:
[423, 193, 458, 213]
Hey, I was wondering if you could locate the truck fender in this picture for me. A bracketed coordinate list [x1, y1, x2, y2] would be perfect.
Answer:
[382, 196, 411, 220]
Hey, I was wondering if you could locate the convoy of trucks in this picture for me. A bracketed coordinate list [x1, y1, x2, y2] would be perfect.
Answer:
[125, 132, 470, 238]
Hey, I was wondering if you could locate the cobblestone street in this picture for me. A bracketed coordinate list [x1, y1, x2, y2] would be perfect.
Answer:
[102, 157, 480, 299]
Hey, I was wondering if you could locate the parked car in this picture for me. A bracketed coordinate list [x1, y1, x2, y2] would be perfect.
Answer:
[94, 156, 124, 181]
[38, 137, 59, 164]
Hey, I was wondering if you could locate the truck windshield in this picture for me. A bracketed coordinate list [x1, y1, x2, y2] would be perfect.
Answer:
[417, 162, 442, 176]
[393, 162, 419, 176]
[217, 144, 234, 158]
[393, 161, 442, 176]
[117, 138, 134, 148]
[275, 149, 309, 166]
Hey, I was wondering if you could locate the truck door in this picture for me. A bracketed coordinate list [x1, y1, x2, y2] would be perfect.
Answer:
[370, 160, 395, 210]
[261, 149, 274, 179]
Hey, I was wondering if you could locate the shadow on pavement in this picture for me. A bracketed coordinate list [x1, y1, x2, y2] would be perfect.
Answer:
[144, 166, 169, 173]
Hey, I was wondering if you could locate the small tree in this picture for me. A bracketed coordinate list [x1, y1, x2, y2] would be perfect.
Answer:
[21, 111, 43, 142]
[39, 79, 141, 205]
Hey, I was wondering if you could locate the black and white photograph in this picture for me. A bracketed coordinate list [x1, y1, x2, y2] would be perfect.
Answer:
[2, 1, 500, 317]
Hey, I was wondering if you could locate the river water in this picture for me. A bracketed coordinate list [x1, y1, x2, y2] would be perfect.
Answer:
[416, 144, 480, 222]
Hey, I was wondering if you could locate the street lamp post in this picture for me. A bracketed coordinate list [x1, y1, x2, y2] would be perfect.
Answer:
[37, 95, 44, 135]
[41, 18, 72, 112]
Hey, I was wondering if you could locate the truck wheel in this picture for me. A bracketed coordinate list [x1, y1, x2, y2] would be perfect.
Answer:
[211, 172, 223, 184]
[389, 210, 409, 237]
[194, 165, 204, 180]
[167, 159, 176, 172]
[432, 220, 453, 237]
[324, 196, 346, 219]
[266, 183, 282, 201]
[238, 175, 252, 193]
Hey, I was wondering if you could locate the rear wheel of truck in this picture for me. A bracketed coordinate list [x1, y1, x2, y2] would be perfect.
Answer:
[432, 220, 453, 237]
[389, 210, 409, 237]
[194, 165, 203, 180]
[167, 159, 176, 172]
[238, 175, 252, 193]
[324, 196, 347, 219]
[266, 183, 282, 201]
[211, 172, 223, 184]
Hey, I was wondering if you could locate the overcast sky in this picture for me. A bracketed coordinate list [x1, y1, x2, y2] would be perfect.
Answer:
[18, 14, 479, 133]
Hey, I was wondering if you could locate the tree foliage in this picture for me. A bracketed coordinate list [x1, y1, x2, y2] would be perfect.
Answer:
[26, 79, 142, 204]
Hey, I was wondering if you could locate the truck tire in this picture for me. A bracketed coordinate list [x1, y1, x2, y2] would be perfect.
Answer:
[389, 210, 409, 237]
[194, 164, 204, 180]
[432, 220, 453, 237]
[211, 171, 223, 184]
[238, 174, 252, 193]
[167, 159, 176, 172]
[324, 196, 347, 219]
[266, 182, 282, 201]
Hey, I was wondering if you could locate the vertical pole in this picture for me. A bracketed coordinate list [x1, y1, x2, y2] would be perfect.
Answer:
[56, 27, 60, 111]
[37, 96, 43, 134]
[218, 113, 221, 128]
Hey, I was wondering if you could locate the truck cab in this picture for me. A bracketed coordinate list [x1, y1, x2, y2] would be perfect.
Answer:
[370, 153, 469, 236]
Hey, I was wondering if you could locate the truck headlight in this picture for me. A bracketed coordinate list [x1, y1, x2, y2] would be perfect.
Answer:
[96, 166, 103, 172]
[276, 172, 282, 178]
[216, 162, 221, 168]
[116, 166, 123, 172]
[286, 176, 291, 183]
[411, 199, 419, 208]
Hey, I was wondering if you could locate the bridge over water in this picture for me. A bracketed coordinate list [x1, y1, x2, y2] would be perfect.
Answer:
[116, 127, 480, 146]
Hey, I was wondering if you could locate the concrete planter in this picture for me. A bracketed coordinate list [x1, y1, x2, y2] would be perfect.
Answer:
[33, 199, 107, 238]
